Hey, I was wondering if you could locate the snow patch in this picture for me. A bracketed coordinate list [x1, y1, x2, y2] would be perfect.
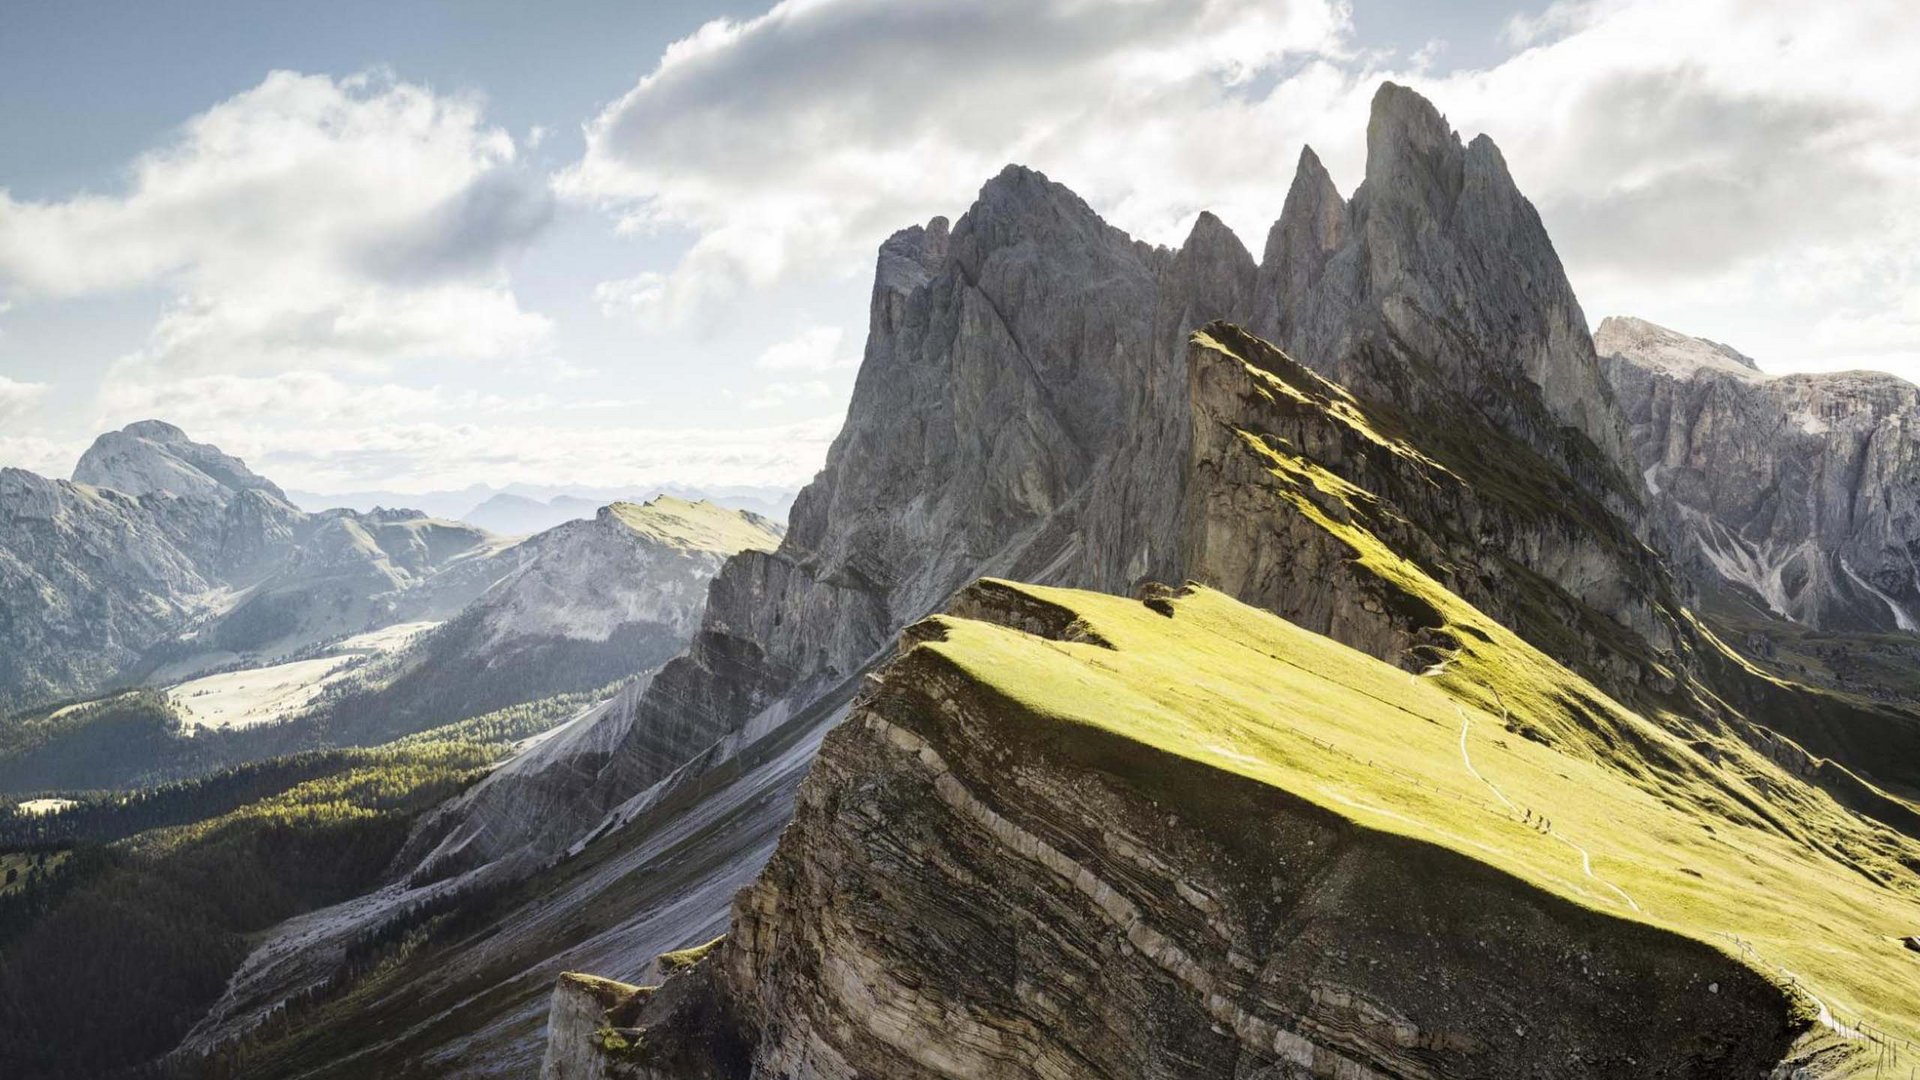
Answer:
[1840, 557, 1918, 632]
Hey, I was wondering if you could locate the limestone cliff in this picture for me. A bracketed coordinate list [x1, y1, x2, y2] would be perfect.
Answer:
[1599, 315, 1920, 633]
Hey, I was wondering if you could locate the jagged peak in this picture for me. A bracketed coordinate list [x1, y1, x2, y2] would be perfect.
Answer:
[1368, 81, 1457, 158]
[874, 215, 951, 299]
[1178, 210, 1254, 269]
[1264, 144, 1349, 272]
[966, 163, 1114, 237]
[1364, 81, 1467, 219]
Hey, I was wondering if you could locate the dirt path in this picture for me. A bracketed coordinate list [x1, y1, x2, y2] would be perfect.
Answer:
[1449, 696, 1867, 1042]
[1454, 706, 1640, 913]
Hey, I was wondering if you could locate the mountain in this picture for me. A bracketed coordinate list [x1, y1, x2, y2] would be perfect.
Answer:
[173, 83, 1920, 1078]
[310, 497, 783, 744]
[1599, 315, 1920, 635]
[461, 493, 605, 536]
[0, 469, 218, 713]
[286, 484, 799, 528]
[0, 422, 505, 715]
[71, 420, 288, 505]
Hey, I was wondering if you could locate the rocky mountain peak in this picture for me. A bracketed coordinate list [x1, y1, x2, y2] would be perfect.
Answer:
[1171, 210, 1256, 316]
[1364, 81, 1465, 221]
[952, 164, 1141, 277]
[1595, 315, 1765, 381]
[1266, 81, 1637, 489]
[73, 420, 287, 504]
[121, 418, 191, 443]
[1258, 145, 1348, 339]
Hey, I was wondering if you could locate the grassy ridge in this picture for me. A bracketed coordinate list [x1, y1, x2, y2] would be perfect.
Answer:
[921, 579, 1920, 1046]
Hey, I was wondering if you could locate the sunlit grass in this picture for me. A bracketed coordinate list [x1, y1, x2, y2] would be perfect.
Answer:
[920, 577, 1920, 1045]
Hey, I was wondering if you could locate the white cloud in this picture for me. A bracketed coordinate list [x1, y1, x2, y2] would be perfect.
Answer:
[201, 416, 840, 495]
[0, 70, 553, 374]
[0, 374, 48, 424]
[1396, 0, 1920, 373]
[561, 0, 1352, 327]
[97, 370, 558, 431]
[593, 271, 667, 323]
[754, 325, 854, 372]
[745, 379, 832, 410]
[566, 0, 1920, 377]
[0, 435, 77, 477]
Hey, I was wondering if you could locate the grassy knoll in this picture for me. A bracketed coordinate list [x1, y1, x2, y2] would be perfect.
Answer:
[919, 579, 1920, 1047]
[607, 495, 784, 555]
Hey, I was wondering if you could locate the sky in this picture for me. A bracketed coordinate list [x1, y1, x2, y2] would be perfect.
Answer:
[2, 0, 1917, 500]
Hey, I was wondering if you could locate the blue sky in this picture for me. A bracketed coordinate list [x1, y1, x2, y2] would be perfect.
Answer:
[3, 0, 1917, 497]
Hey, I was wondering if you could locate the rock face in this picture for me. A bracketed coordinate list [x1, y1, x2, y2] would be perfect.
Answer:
[0, 422, 504, 713]
[1599, 315, 1920, 631]
[1262, 86, 1637, 502]
[541, 974, 646, 1080]
[0, 467, 217, 709]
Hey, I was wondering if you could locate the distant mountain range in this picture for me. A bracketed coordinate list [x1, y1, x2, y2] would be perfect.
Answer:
[285, 483, 797, 532]
[0, 420, 782, 791]
[1599, 315, 1920, 634]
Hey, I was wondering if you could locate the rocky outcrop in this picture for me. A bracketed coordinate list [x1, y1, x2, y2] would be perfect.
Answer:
[542, 974, 648, 1080]
[1599, 315, 1920, 632]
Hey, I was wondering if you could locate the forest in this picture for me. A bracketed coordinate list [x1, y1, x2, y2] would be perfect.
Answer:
[0, 691, 594, 1079]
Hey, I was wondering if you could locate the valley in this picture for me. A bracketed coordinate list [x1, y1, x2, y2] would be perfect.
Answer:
[168, 622, 439, 731]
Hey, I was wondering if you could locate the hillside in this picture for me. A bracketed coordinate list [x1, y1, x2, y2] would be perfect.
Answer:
[302, 497, 783, 737]
[0, 691, 590, 1080]
[564, 570, 1915, 1076]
